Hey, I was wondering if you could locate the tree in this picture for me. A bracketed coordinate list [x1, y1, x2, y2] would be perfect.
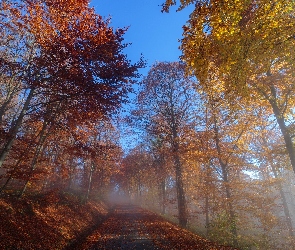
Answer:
[119, 145, 154, 202]
[162, 0, 295, 175]
[149, 137, 169, 215]
[199, 92, 252, 246]
[253, 126, 295, 238]
[136, 61, 199, 227]
[0, 0, 143, 169]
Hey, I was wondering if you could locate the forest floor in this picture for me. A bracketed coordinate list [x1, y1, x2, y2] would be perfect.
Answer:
[0, 191, 237, 250]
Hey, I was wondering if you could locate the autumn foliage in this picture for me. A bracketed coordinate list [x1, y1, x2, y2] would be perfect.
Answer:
[1, 0, 295, 249]
[121, 60, 295, 249]
[0, 0, 142, 199]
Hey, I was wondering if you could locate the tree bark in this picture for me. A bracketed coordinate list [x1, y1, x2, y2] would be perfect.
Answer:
[173, 138, 188, 227]
[0, 88, 35, 168]
[0, 175, 12, 193]
[270, 100, 295, 176]
[0, 159, 23, 193]
[0, 76, 20, 124]
[168, 84, 188, 228]
[0, 94, 15, 124]
[258, 83, 295, 176]
[85, 163, 95, 201]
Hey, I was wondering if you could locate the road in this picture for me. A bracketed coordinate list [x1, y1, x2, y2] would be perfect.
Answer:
[67, 205, 237, 250]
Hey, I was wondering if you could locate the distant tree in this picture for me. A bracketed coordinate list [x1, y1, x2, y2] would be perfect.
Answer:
[136, 61, 198, 227]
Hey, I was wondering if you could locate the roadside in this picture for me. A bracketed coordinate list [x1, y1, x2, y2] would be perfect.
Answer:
[0, 190, 108, 249]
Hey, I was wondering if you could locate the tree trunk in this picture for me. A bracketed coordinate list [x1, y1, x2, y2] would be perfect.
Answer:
[67, 159, 75, 190]
[0, 94, 15, 124]
[0, 175, 12, 193]
[19, 119, 49, 198]
[0, 137, 39, 194]
[271, 165, 294, 237]
[205, 162, 211, 236]
[173, 145, 188, 227]
[270, 100, 295, 176]
[260, 135, 295, 237]
[138, 177, 142, 199]
[205, 194, 210, 235]
[0, 76, 19, 124]
[170, 99, 188, 227]
[161, 178, 166, 215]
[85, 164, 95, 201]
[0, 88, 35, 168]
[259, 83, 295, 176]
[213, 119, 238, 246]
[0, 161, 22, 193]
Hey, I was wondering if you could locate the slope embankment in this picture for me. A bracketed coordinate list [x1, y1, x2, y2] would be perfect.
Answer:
[0, 191, 109, 249]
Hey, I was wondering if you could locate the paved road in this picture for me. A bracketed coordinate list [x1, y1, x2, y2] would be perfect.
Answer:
[69, 205, 237, 250]
[88, 205, 157, 249]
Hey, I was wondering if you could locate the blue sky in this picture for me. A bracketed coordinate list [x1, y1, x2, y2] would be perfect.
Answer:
[90, 1, 193, 151]
[90, 0, 193, 74]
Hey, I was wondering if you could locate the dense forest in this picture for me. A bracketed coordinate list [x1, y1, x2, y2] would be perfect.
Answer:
[0, 0, 295, 249]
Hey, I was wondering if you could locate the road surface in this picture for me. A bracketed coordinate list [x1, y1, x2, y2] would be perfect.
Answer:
[66, 205, 237, 250]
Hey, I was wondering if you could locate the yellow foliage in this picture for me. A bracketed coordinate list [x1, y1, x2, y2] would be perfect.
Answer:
[176, 0, 295, 95]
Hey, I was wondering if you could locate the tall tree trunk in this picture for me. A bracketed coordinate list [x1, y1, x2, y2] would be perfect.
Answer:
[173, 139, 188, 227]
[19, 119, 49, 198]
[161, 178, 166, 215]
[67, 159, 75, 190]
[0, 75, 20, 124]
[271, 165, 294, 237]
[213, 119, 238, 246]
[204, 109, 211, 235]
[86, 163, 95, 201]
[0, 175, 12, 193]
[0, 158, 24, 193]
[259, 83, 295, 175]
[169, 93, 188, 227]
[0, 88, 35, 168]
[18, 102, 61, 197]
[270, 100, 295, 176]
[0, 131, 43, 194]
[205, 193, 210, 235]
[138, 176, 142, 200]
[261, 136, 295, 237]
[205, 162, 212, 236]
[0, 94, 15, 125]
